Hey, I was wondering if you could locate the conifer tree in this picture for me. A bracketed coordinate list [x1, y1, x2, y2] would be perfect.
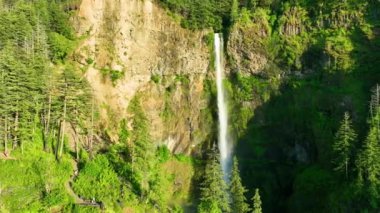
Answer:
[198, 146, 230, 213]
[357, 85, 380, 195]
[128, 96, 156, 198]
[252, 188, 262, 213]
[55, 64, 92, 159]
[369, 84, 379, 141]
[332, 112, 357, 179]
[0, 43, 29, 152]
[230, 156, 250, 213]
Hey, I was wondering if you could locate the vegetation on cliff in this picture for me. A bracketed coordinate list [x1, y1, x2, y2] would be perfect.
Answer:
[0, 0, 379, 212]
[161, 0, 380, 212]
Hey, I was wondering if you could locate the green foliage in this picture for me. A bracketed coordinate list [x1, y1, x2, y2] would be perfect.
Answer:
[48, 1, 74, 39]
[356, 85, 380, 206]
[86, 58, 94, 65]
[198, 148, 230, 213]
[198, 200, 222, 213]
[252, 188, 262, 213]
[119, 118, 129, 144]
[127, 96, 156, 197]
[230, 0, 239, 23]
[157, 145, 171, 163]
[48, 32, 74, 62]
[151, 74, 161, 84]
[290, 166, 334, 211]
[232, 0, 380, 211]
[0, 142, 72, 212]
[100, 67, 124, 85]
[232, 73, 273, 102]
[230, 157, 250, 213]
[70, 205, 101, 213]
[43, 188, 71, 207]
[158, 0, 232, 30]
[325, 31, 355, 71]
[0, 0, 379, 212]
[73, 155, 122, 208]
[104, 142, 196, 212]
[332, 112, 357, 178]
[174, 153, 193, 164]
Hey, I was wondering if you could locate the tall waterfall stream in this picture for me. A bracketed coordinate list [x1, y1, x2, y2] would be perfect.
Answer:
[214, 33, 232, 181]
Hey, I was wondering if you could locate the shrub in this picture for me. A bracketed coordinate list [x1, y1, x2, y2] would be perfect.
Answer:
[86, 58, 94, 65]
[73, 155, 122, 207]
[100, 68, 124, 85]
[157, 145, 171, 163]
[151, 74, 161, 84]
[48, 32, 74, 62]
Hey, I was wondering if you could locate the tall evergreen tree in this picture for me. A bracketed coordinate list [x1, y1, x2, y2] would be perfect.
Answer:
[369, 84, 380, 141]
[357, 84, 380, 197]
[332, 112, 357, 179]
[198, 146, 230, 213]
[230, 156, 250, 213]
[55, 64, 92, 159]
[128, 96, 156, 199]
[252, 188, 262, 213]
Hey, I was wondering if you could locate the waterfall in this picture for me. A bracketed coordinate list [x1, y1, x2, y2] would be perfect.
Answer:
[214, 33, 231, 181]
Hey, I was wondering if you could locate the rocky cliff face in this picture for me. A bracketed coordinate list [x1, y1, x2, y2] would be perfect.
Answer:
[227, 20, 268, 76]
[73, 0, 213, 154]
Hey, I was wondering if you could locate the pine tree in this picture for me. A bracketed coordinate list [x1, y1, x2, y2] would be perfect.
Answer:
[369, 84, 379, 141]
[230, 156, 250, 213]
[252, 188, 262, 213]
[357, 85, 380, 196]
[198, 146, 230, 213]
[128, 96, 156, 198]
[0, 43, 31, 153]
[55, 64, 92, 159]
[332, 112, 357, 179]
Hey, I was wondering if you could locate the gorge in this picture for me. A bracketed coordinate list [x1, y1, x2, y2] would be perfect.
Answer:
[0, 0, 379, 212]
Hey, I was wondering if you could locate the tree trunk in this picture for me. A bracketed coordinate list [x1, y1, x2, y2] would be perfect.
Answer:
[4, 117, 8, 156]
[345, 159, 348, 180]
[71, 123, 79, 161]
[53, 128, 58, 159]
[44, 94, 52, 152]
[59, 96, 67, 158]
[13, 110, 19, 150]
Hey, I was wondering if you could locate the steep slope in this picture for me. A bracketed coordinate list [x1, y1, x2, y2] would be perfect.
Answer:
[74, 0, 213, 153]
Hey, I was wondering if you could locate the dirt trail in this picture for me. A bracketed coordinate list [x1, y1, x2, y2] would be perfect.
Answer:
[65, 160, 86, 204]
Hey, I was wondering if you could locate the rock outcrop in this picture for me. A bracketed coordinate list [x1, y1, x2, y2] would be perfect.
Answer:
[227, 15, 269, 76]
[73, 0, 213, 154]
